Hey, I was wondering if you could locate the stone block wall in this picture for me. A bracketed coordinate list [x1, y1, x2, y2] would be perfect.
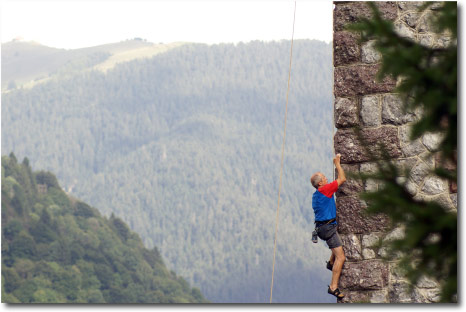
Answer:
[332, 1, 456, 303]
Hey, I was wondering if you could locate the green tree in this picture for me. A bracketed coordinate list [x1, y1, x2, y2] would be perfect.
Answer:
[10, 231, 37, 260]
[111, 214, 130, 242]
[2, 155, 208, 303]
[35, 171, 60, 188]
[11, 184, 27, 216]
[2, 267, 22, 293]
[349, 2, 457, 302]
[13, 280, 37, 302]
[3, 219, 22, 240]
[74, 201, 96, 218]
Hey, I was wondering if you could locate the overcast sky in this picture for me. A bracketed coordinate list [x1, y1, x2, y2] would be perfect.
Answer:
[1, 0, 333, 49]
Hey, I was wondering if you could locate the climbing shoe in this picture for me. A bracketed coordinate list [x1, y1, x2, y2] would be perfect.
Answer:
[326, 261, 333, 271]
[328, 286, 345, 299]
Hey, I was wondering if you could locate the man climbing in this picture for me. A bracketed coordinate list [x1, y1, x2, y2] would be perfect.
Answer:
[310, 153, 346, 299]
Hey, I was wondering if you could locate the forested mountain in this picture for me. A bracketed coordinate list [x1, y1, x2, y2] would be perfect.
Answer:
[1, 154, 208, 303]
[2, 39, 335, 303]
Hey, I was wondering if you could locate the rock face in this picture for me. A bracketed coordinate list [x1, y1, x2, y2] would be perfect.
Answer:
[334, 65, 396, 97]
[341, 234, 362, 261]
[421, 176, 447, 195]
[334, 127, 402, 163]
[333, 2, 397, 31]
[339, 261, 389, 290]
[336, 166, 363, 196]
[332, 1, 453, 303]
[335, 97, 358, 128]
[360, 95, 381, 126]
[334, 31, 360, 67]
[381, 94, 416, 125]
[361, 41, 382, 64]
[336, 196, 389, 234]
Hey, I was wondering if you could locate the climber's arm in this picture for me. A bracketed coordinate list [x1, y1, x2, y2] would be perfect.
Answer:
[334, 154, 346, 186]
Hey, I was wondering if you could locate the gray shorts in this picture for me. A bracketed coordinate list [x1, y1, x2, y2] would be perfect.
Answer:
[316, 223, 342, 249]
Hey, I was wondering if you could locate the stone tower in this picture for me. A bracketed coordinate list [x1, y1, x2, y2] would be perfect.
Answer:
[332, 1, 456, 303]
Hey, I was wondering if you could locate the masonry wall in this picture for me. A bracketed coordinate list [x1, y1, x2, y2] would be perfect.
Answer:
[332, 1, 456, 303]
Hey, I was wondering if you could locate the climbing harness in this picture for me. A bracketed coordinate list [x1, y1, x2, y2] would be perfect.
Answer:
[269, 0, 296, 304]
[312, 218, 337, 243]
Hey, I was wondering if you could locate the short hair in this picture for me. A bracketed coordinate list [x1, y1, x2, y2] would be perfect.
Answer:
[310, 173, 322, 189]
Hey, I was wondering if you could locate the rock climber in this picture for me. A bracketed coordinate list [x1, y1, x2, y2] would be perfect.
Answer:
[310, 153, 347, 299]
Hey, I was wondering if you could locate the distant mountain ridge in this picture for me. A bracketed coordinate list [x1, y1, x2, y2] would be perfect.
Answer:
[2, 39, 335, 303]
[1, 39, 185, 91]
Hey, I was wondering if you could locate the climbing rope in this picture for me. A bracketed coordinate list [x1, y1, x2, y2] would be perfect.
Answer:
[331, 3, 336, 182]
[269, 0, 296, 304]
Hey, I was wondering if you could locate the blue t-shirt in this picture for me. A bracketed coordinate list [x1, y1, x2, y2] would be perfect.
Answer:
[312, 180, 338, 224]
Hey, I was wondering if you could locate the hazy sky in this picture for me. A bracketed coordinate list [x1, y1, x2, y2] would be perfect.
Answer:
[1, 0, 333, 49]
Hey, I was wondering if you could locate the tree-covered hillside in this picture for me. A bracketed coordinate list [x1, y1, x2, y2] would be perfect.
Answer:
[2, 40, 335, 302]
[1, 154, 208, 303]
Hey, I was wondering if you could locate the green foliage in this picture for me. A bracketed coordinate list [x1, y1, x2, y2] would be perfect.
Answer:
[29, 221, 57, 244]
[349, 3, 457, 302]
[10, 184, 27, 216]
[1, 40, 334, 302]
[10, 231, 37, 259]
[47, 187, 72, 211]
[13, 279, 38, 302]
[9, 152, 17, 164]
[2, 266, 21, 293]
[74, 201, 96, 218]
[35, 171, 60, 189]
[1, 156, 209, 303]
[3, 219, 22, 240]
[111, 214, 131, 242]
